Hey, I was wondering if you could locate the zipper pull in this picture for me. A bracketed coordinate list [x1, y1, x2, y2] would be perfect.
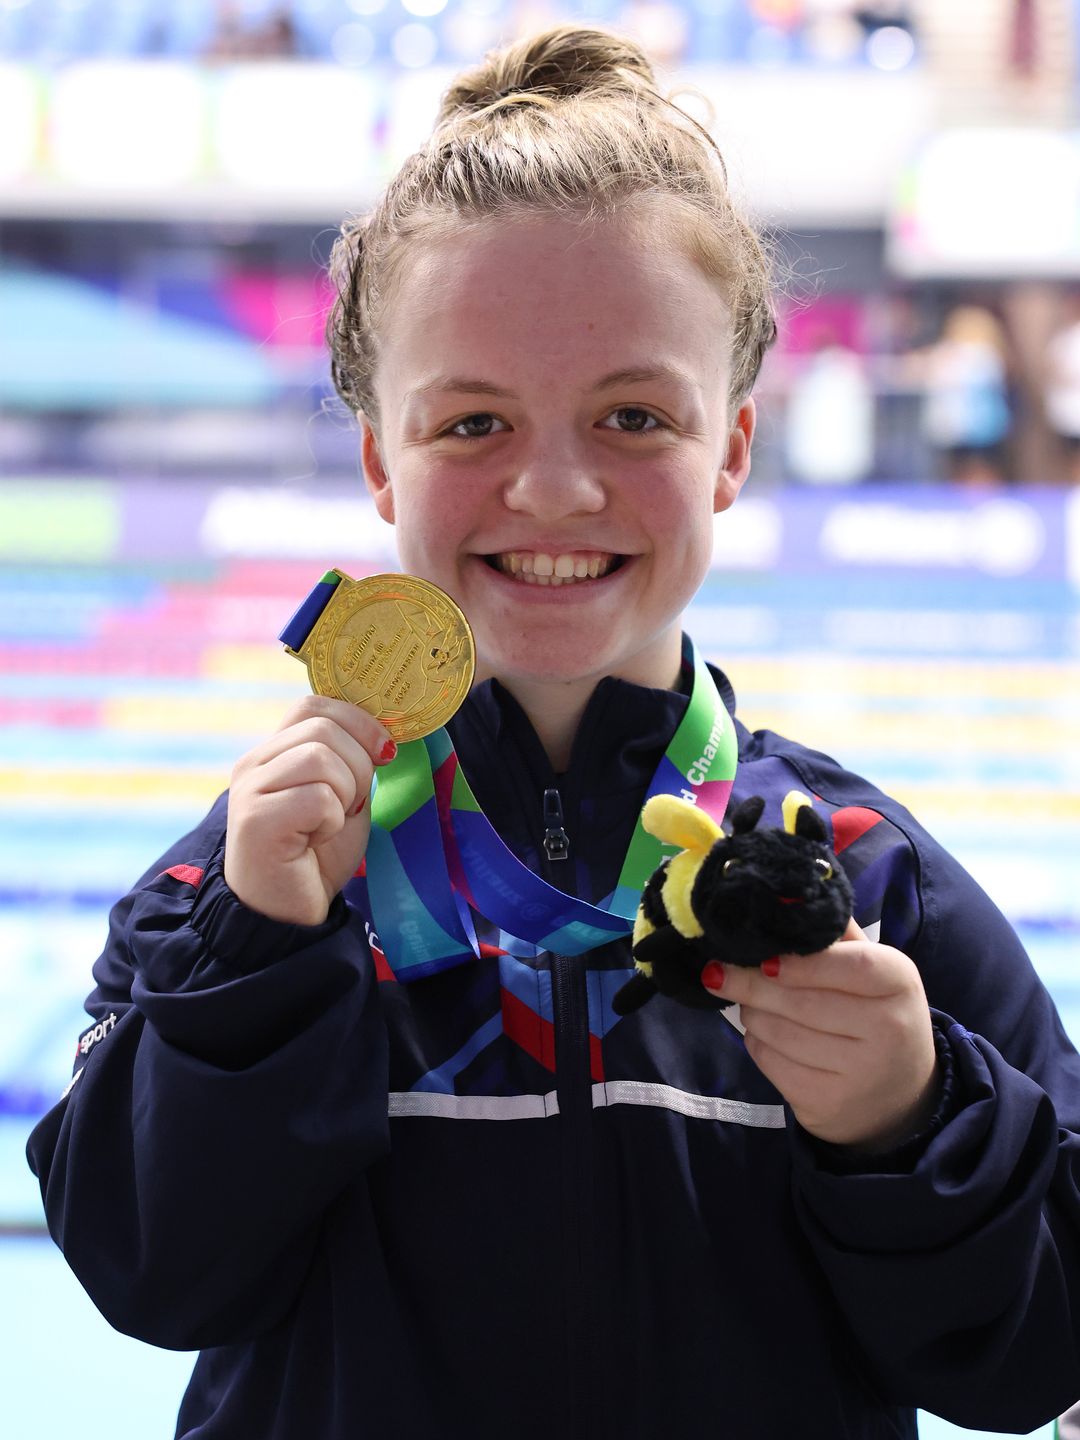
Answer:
[542, 787, 570, 862]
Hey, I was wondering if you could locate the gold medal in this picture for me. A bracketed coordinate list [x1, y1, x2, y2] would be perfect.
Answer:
[285, 571, 475, 741]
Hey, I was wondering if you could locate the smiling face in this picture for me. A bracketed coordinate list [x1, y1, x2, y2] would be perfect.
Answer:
[360, 210, 755, 693]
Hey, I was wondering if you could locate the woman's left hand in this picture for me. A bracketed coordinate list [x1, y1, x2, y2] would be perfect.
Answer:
[702, 919, 940, 1153]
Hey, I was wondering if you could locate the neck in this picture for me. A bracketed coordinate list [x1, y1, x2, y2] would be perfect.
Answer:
[488, 631, 685, 773]
[496, 676, 595, 773]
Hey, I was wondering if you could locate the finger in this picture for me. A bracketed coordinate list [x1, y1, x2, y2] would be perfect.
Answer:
[734, 984, 879, 1039]
[246, 781, 349, 850]
[842, 915, 867, 942]
[272, 695, 396, 763]
[702, 942, 912, 1005]
[741, 1030, 847, 1112]
[701, 960, 783, 1009]
[702, 960, 878, 1035]
[763, 941, 914, 999]
[740, 1006, 859, 1071]
[252, 742, 362, 815]
[239, 715, 381, 789]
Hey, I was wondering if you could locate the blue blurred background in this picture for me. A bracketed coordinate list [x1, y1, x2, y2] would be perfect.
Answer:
[2, 2, 1080, 1435]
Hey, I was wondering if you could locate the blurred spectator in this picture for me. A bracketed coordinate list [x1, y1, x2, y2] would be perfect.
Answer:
[510, 1, 565, 50]
[203, 3, 300, 61]
[258, 10, 300, 59]
[917, 306, 1012, 486]
[851, 1, 914, 37]
[616, 0, 691, 68]
[202, 2, 245, 61]
[1009, 0, 1037, 75]
[784, 327, 875, 483]
[801, 1, 917, 67]
[751, 0, 805, 26]
[1045, 292, 1080, 485]
[802, 1, 859, 60]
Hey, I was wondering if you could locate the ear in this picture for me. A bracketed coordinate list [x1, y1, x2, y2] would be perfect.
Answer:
[729, 795, 765, 835]
[642, 794, 723, 852]
[360, 418, 395, 524]
[794, 806, 827, 843]
[782, 789, 815, 836]
[714, 397, 755, 514]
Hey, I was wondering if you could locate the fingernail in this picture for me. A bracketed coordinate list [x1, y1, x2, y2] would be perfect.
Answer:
[701, 960, 725, 992]
[378, 739, 397, 764]
[762, 957, 781, 978]
[351, 796, 367, 817]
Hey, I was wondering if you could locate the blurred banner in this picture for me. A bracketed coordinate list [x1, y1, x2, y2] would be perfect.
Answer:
[0, 56, 928, 224]
[891, 128, 1080, 277]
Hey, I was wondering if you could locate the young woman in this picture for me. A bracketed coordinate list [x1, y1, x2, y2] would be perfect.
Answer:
[28, 25, 1080, 1439]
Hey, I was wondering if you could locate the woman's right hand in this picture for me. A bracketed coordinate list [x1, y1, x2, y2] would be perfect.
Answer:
[224, 696, 397, 926]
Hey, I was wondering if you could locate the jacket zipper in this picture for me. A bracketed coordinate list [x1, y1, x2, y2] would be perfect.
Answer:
[543, 784, 596, 1440]
[543, 787, 570, 863]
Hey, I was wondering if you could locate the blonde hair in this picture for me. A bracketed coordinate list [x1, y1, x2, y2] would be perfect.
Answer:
[326, 24, 776, 425]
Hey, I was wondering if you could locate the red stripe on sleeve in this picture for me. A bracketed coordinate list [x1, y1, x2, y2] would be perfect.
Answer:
[161, 864, 205, 889]
[830, 807, 883, 855]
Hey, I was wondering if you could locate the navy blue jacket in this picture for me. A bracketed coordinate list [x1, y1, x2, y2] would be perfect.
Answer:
[27, 658, 1080, 1438]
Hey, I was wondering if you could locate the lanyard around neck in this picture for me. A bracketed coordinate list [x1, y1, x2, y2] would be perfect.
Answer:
[358, 637, 737, 980]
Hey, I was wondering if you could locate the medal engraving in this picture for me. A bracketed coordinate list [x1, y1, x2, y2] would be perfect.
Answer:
[294, 572, 475, 740]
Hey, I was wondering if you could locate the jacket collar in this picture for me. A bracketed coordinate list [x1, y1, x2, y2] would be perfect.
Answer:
[445, 639, 738, 898]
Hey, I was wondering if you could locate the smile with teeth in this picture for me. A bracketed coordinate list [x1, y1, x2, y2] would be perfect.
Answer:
[490, 551, 621, 586]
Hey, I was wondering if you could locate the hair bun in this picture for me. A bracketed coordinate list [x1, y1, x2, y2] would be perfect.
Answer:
[438, 24, 658, 124]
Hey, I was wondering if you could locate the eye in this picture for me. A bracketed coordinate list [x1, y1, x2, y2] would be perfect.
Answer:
[601, 406, 661, 434]
[447, 413, 508, 439]
[722, 858, 742, 874]
[814, 858, 834, 879]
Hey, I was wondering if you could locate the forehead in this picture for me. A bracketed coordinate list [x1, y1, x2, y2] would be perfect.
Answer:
[376, 211, 733, 391]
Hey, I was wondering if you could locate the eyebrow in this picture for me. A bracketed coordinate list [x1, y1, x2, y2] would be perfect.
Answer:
[406, 364, 696, 402]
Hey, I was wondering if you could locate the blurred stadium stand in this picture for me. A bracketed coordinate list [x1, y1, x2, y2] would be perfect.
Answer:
[0, 0, 916, 68]
[1, 2, 1079, 478]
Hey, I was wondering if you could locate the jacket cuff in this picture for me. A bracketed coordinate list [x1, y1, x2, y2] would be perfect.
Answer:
[188, 855, 352, 975]
[795, 1013, 960, 1176]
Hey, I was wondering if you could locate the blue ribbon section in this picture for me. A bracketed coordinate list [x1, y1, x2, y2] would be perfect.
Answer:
[279, 573, 341, 651]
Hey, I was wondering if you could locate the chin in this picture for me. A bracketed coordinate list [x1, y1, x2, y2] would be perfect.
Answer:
[475, 625, 596, 679]
[479, 623, 680, 692]
[483, 650, 604, 688]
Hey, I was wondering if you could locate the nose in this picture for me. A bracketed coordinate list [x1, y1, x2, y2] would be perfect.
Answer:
[501, 437, 607, 518]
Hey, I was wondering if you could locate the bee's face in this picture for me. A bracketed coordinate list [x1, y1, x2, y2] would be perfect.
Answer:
[692, 831, 852, 958]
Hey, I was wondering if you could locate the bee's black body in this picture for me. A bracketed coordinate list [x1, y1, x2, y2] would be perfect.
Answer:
[613, 795, 854, 1015]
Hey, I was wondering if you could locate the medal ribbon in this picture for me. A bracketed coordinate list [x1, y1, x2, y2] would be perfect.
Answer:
[359, 637, 737, 980]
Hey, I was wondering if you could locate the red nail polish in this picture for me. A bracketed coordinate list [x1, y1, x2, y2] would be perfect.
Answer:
[701, 960, 725, 991]
[379, 739, 398, 764]
[352, 797, 367, 817]
[762, 957, 781, 978]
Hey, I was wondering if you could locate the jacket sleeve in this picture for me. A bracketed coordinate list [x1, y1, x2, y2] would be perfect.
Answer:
[25, 794, 390, 1352]
[789, 828, 1080, 1431]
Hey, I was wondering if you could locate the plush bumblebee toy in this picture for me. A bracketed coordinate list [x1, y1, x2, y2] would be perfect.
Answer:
[612, 791, 854, 1015]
